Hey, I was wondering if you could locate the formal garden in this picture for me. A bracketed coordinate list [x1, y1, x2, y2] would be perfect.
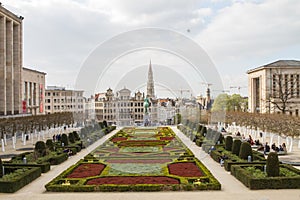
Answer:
[45, 127, 221, 192]
[0, 115, 116, 193]
[178, 118, 300, 190]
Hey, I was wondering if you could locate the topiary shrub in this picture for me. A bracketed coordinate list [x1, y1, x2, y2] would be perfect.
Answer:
[239, 142, 252, 160]
[73, 131, 80, 141]
[61, 134, 69, 146]
[103, 120, 108, 128]
[266, 152, 279, 177]
[200, 126, 207, 137]
[231, 139, 242, 156]
[68, 132, 75, 143]
[217, 134, 225, 144]
[225, 136, 233, 151]
[35, 141, 47, 157]
[46, 139, 54, 151]
[197, 124, 202, 132]
[0, 158, 3, 178]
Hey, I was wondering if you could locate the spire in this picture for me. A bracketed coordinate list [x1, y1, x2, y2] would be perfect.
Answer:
[146, 60, 155, 99]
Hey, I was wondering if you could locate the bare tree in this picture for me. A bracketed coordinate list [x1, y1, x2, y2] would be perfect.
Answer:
[266, 71, 300, 114]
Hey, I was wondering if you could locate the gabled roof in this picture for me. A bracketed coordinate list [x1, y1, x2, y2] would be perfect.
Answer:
[247, 60, 300, 74]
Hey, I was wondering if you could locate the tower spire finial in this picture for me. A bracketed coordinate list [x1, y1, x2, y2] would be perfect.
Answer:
[146, 59, 155, 99]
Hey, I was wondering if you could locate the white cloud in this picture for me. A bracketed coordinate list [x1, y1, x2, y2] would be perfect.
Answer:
[197, 0, 300, 61]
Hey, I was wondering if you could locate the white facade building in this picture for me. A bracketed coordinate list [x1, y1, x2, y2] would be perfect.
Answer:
[248, 60, 300, 116]
[45, 86, 84, 114]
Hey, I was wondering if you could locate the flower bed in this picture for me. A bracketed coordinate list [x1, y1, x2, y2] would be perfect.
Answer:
[67, 163, 106, 178]
[168, 162, 203, 177]
[45, 127, 221, 192]
[86, 176, 180, 185]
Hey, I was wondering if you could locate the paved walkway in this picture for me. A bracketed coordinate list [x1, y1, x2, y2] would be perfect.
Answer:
[0, 126, 300, 200]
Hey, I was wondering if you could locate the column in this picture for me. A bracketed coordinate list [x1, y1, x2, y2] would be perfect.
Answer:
[6, 19, 13, 115]
[0, 15, 6, 115]
[13, 22, 21, 114]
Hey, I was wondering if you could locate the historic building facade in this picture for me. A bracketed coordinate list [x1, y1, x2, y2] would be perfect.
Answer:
[248, 60, 300, 116]
[44, 86, 84, 114]
[22, 68, 46, 115]
[0, 5, 23, 115]
[95, 88, 144, 126]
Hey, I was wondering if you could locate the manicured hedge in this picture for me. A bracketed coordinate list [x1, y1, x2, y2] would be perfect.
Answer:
[3, 162, 50, 173]
[0, 166, 41, 193]
[224, 160, 266, 172]
[231, 164, 300, 189]
[47, 153, 68, 165]
[210, 146, 266, 171]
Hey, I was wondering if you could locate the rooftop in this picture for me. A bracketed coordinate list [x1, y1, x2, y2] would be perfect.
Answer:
[247, 60, 300, 74]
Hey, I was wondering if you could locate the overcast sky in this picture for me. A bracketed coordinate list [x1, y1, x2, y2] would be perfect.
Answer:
[2, 0, 300, 97]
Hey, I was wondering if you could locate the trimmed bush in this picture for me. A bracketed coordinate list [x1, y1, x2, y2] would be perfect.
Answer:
[231, 139, 242, 156]
[0, 166, 41, 193]
[231, 164, 300, 189]
[68, 132, 75, 143]
[61, 133, 69, 146]
[200, 126, 207, 137]
[225, 136, 233, 151]
[0, 158, 3, 178]
[103, 120, 108, 128]
[35, 141, 47, 157]
[266, 152, 279, 177]
[46, 139, 54, 151]
[239, 142, 252, 160]
[73, 131, 80, 141]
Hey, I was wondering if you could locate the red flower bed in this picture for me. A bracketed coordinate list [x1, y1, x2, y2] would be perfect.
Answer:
[168, 162, 203, 177]
[118, 140, 167, 147]
[86, 176, 179, 185]
[111, 137, 128, 142]
[106, 159, 172, 164]
[67, 163, 106, 178]
[160, 137, 175, 141]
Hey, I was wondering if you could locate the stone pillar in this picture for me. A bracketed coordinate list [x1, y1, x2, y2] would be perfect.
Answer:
[13, 22, 21, 115]
[0, 16, 6, 115]
[6, 19, 13, 115]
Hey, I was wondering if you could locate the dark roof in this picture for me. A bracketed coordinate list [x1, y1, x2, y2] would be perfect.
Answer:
[247, 60, 300, 74]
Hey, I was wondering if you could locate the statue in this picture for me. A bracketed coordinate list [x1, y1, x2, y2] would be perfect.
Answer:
[144, 97, 150, 114]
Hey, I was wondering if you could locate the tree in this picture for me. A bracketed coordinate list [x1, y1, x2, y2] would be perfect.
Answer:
[211, 93, 230, 111]
[212, 93, 247, 112]
[267, 72, 299, 114]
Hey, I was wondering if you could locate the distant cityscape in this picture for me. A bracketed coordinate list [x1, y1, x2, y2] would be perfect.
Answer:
[1, 5, 300, 126]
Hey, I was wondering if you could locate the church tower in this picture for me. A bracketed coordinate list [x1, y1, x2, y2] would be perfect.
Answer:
[146, 60, 155, 99]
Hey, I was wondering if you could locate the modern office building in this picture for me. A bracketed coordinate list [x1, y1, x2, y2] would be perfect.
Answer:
[22, 68, 46, 115]
[248, 60, 300, 116]
[0, 5, 23, 115]
[44, 86, 84, 114]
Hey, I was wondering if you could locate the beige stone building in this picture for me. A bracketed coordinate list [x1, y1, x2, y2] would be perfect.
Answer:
[248, 60, 300, 116]
[45, 86, 84, 114]
[22, 68, 46, 115]
[0, 5, 23, 115]
[95, 88, 144, 126]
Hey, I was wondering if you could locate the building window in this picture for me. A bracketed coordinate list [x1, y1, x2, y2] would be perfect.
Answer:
[296, 109, 299, 116]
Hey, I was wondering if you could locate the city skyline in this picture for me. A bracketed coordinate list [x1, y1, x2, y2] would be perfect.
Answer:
[2, 0, 300, 97]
